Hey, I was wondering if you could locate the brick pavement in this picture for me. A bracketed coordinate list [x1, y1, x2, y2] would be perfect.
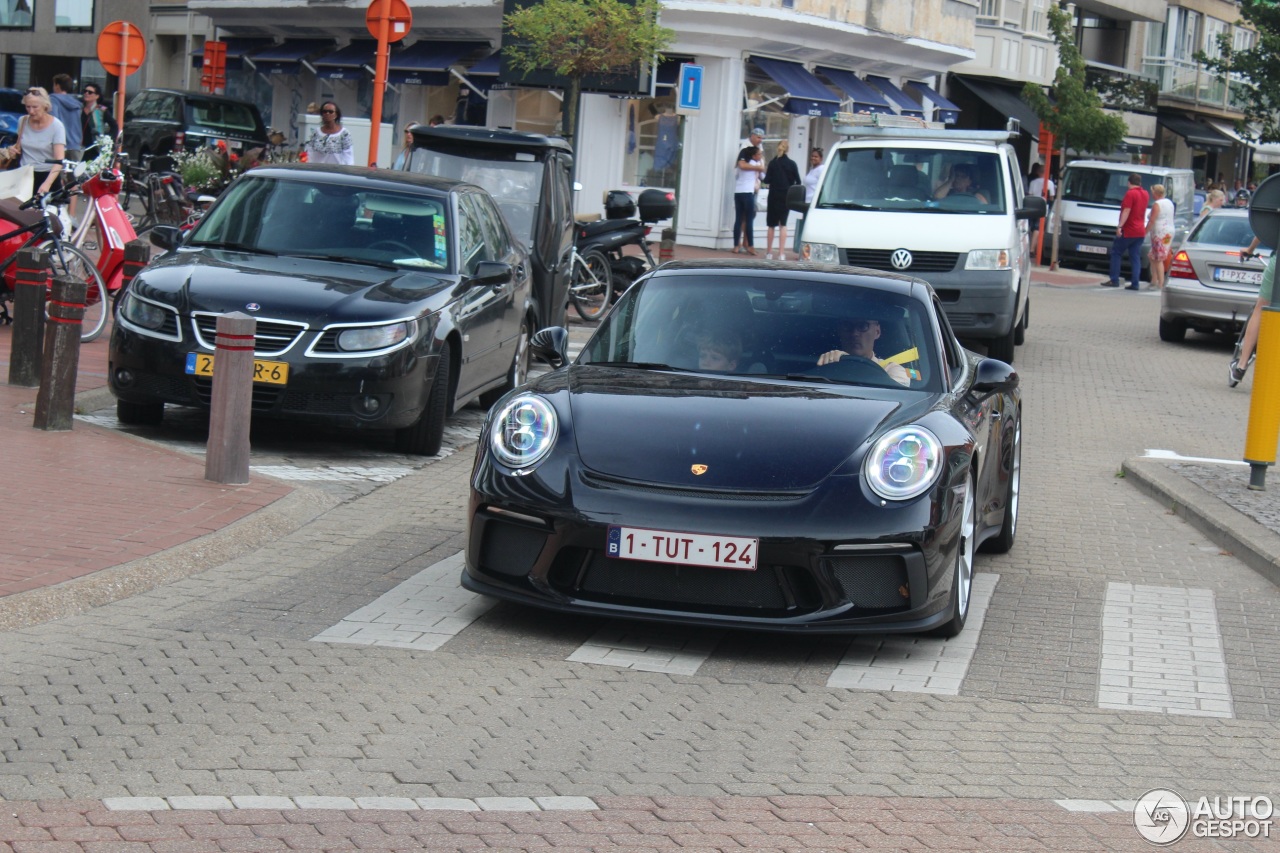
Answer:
[2, 255, 1279, 852]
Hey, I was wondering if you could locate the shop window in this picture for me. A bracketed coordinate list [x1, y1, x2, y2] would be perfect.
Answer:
[623, 95, 683, 189]
[514, 88, 561, 135]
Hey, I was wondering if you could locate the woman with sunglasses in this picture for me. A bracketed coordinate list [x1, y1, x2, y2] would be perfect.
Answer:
[392, 121, 418, 170]
[79, 84, 118, 160]
[4, 87, 66, 198]
[305, 101, 354, 166]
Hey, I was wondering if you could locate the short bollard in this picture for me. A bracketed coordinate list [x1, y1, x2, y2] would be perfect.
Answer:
[205, 312, 257, 485]
[7, 247, 51, 387]
[32, 275, 87, 431]
[121, 239, 150, 296]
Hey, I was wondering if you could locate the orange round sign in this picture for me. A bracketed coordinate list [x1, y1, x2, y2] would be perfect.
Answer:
[366, 0, 412, 43]
[97, 20, 146, 76]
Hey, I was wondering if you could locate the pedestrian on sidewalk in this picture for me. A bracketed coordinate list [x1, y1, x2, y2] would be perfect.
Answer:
[732, 144, 763, 254]
[1100, 173, 1148, 290]
[762, 140, 801, 260]
[1146, 183, 1174, 290]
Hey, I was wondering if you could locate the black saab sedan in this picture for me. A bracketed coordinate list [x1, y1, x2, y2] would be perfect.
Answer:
[465, 261, 1021, 636]
[110, 164, 533, 455]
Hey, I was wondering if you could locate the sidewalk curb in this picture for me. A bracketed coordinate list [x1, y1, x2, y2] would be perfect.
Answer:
[1122, 456, 1280, 588]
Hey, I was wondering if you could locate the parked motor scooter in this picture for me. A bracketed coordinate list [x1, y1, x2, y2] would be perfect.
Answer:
[574, 188, 676, 298]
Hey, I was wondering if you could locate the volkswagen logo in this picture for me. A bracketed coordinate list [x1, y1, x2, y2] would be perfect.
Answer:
[1087, 228, 1102, 236]
[890, 249, 913, 270]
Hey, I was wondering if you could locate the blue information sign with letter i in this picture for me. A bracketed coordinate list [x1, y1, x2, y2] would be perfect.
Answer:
[677, 63, 703, 114]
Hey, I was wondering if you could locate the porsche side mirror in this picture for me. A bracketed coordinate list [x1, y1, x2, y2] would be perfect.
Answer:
[787, 184, 808, 214]
[149, 225, 183, 252]
[468, 261, 513, 288]
[971, 357, 1018, 397]
[530, 327, 569, 368]
[1016, 195, 1047, 221]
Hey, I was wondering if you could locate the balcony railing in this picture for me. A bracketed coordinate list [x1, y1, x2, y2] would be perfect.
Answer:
[1085, 61, 1158, 112]
[1141, 56, 1251, 112]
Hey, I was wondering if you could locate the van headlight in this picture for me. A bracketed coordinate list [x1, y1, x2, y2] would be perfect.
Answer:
[802, 242, 840, 263]
[965, 249, 1012, 270]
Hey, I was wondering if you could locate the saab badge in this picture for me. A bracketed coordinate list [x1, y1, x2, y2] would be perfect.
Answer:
[691, 464, 708, 475]
[245, 303, 261, 312]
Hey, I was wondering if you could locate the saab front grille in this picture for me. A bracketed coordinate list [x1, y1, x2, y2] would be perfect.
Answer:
[842, 249, 959, 273]
[193, 377, 281, 412]
[191, 313, 308, 356]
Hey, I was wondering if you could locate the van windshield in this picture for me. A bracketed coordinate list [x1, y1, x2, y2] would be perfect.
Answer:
[1062, 168, 1163, 207]
[815, 147, 1007, 214]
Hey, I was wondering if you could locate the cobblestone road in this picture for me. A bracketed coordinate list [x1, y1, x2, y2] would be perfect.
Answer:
[1, 281, 1277, 851]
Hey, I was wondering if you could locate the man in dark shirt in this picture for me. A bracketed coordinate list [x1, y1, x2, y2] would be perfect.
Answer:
[1101, 173, 1149, 290]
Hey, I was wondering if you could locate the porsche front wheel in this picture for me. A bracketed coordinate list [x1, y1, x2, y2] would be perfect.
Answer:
[933, 474, 976, 638]
[981, 410, 1020, 554]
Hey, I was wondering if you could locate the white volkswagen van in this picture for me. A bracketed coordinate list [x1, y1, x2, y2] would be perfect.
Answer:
[791, 119, 1046, 362]
[1052, 160, 1195, 276]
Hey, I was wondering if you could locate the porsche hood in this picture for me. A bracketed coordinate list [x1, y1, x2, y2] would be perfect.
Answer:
[563, 368, 913, 491]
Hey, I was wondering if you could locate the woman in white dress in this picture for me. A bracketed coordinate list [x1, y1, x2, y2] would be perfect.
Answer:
[305, 101, 354, 166]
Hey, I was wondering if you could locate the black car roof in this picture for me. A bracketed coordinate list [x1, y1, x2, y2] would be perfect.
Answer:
[237, 163, 483, 196]
[132, 87, 260, 106]
[409, 124, 574, 155]
[651, 260, 929, 300]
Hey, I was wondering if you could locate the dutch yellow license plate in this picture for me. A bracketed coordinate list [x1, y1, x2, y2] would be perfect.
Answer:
[186, 352, 289, 385]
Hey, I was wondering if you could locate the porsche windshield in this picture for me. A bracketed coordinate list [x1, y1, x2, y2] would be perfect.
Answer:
[816, 147, 1007, 214]
[580, 274, 940, 391]
[188, 175, 451, 270]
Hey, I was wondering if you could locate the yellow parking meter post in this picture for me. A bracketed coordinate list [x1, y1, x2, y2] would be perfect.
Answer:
[1244, 307, 1280, 489]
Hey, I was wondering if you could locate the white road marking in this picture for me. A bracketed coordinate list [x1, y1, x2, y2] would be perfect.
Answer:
[825, 573, 999, 694]
[567, 623, 724, 675]
[1142, 449, 1248, 466]
[311, 552, 495, 651]
[250, 465, 415, 483]
[1099, 583, 1233, 717]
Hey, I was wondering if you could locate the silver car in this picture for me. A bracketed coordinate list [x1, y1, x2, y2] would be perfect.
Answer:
[1160, 209, 1262, 342]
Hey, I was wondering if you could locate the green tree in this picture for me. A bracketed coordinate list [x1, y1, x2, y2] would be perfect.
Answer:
[1198, 0, 1280, 142]
[1023, 4, 1127, 265]
[503, 0, 673, 148]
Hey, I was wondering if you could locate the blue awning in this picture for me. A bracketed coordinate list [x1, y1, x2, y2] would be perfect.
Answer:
[249, 39, 335, 75]
[388, 41, 486, 86]
[314, 41, 376, 80]
[814, 66, 893, 116]
[190, 38, 274, 72]
[866, 76, 925, 118]
[749, 56, 839, 118]
[904, 81, 960, 124]
[468, 52, 501, 77]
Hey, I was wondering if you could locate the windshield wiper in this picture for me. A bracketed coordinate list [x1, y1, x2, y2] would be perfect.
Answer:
[819, 201, 875, 210]
[282, 253, 400, 271]
[191, 241, 276, 256]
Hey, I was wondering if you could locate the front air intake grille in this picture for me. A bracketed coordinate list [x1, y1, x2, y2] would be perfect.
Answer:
[842, 249, 959, 273]
[191, 313, 308, 356]
[580, 471, 809, 501]
[576, 553, 789, 610]
[192, 377, 282, 412]
[478, 520, 547, 578]
[825, 554, 911, 610]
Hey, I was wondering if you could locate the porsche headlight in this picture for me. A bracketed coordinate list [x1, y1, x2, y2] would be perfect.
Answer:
[490, 394, 558, 470]
[336, 320, 416, 353]
[864, 426, 943, 501]
[119, 291, 170, 331]
[802, 242, 840, 264]
[964, 249, 1012, 270]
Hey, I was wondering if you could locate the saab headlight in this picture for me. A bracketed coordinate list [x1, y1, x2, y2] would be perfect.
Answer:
[965, 249, 1012, 270]
[491, 394, 558, 470]
[336, 319, 416, 353]
[864, 426, 943, 501]
[802, 242, 840, 264]
[119, 291, 169, 331]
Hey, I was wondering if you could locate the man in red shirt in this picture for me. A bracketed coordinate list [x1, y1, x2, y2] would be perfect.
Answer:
[1102, 173, 1150, 290]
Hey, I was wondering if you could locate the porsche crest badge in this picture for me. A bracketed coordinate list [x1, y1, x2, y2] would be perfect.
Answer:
[691, 464, 708, 475]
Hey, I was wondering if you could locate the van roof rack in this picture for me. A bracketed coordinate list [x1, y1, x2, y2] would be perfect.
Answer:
[832, 112, 1020, 142]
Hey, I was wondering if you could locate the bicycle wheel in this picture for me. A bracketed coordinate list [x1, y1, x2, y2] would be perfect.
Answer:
[571, 248, 613, 322]
[46, 241, 109, 343]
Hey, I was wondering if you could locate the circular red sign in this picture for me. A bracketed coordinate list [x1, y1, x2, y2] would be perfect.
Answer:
[97, 20, 146, 76]
[366, 0, 413, 43]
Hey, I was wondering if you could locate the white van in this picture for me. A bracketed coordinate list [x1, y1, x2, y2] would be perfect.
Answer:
[1052, 160, 1195, 276]
[790, 119, 1046, 362]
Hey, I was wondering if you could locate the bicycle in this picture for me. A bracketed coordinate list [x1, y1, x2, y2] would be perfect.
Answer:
[567, 243, 612, 322]
[1229, 249, 1270, 387]
[0, 187, 109, 342]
